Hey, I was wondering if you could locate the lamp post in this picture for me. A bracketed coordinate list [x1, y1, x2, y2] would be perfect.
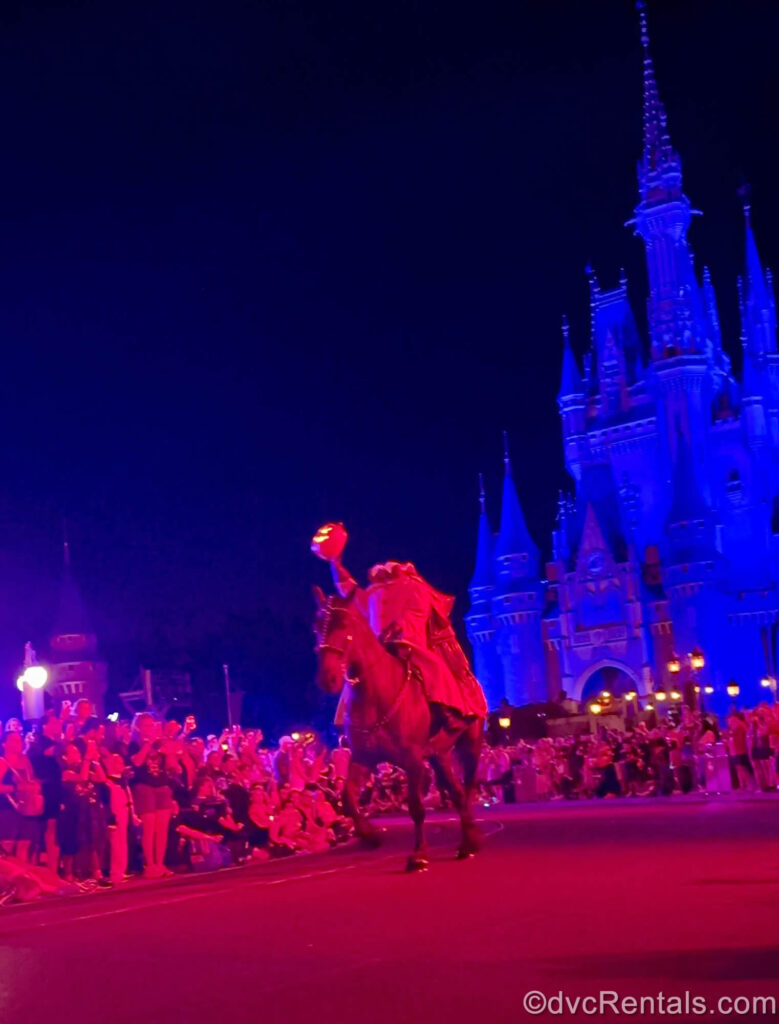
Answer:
[668, 648, 706, 712]
[726, 680, 740, 705]
[760, 675, 777, 702]
[17, 643, 48, 721]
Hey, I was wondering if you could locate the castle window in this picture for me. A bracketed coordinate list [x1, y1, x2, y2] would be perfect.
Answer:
[726, 469, 743, 505]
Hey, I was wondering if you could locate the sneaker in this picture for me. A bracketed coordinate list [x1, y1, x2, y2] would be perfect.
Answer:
[96, 878, 114, 889]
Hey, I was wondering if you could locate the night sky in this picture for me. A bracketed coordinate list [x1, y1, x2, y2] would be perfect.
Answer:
[0, 1, 777, 727]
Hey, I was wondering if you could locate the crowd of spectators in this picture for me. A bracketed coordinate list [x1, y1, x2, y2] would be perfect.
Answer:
[0, 698, 777, 903]
[0, 699, 354, 900]
[479, 704, 779, 801]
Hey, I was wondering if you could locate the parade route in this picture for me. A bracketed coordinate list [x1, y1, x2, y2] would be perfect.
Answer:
[2, 799, 779, 1023]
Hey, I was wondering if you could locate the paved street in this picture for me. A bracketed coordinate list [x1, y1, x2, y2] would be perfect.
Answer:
[2, 799, 779, 1023]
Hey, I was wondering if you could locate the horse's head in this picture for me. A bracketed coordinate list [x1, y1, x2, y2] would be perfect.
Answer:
[312, 585, 356, 695]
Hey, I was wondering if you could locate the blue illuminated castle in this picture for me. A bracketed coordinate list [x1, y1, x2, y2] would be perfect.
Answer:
[466, 7, 779, 718]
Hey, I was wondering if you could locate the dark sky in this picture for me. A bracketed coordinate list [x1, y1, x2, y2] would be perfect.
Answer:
[0, 0, 776, 723]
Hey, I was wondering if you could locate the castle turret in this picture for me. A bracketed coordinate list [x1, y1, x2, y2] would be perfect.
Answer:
[739, 200, 777, 360]
[558, 316, 586, 481]
[48, 540, 108, 715]
[464, 475, 504, 710]
[630, 4, 712, 501]
[493, 434, 546, 705]
[738, 198, 779, 457]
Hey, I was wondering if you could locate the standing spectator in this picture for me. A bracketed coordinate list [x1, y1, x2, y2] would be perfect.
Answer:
[727, 711, 755, 791]
[128, 712, 174, 879]
[104, 753, 136, 882]
[27, 711, 64, 872]
[59, 740, 111, 886]
[0, 730, 42, 862]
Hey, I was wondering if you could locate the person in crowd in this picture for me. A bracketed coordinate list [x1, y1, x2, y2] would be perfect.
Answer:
[128, 712, 174, 879]
[58, 740, 111, 886]
[26, 710, 64, 872]
[0, 729, 42, 862]
[103, 752, 137, 883]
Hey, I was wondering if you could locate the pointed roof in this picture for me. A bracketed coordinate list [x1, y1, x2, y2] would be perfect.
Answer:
[637, 2, 681, 198]
[557, 315, 583, 402]
[469, 474, 495, 591]
[744, 203, 771, 311]
[739, 198, 777, 357]
[52, 542, 93, 638]
[701, 266, 722, 352]
[667, 429, 709, 525]
[494, 433, 539, 561]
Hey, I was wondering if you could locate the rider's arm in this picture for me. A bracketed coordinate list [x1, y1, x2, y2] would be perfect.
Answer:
[330, 557, 358, 598]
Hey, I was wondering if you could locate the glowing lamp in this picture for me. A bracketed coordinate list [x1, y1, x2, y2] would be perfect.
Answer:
[655, 691, 667, 702]
[667, 655, 681, 675]
[670, 690, 682, 702]
[15, 676, 24, 692]
[690, 647, 705, 671]
[704, 686, 714, 695]
[625, 691, 637, 701]
[645, 703, 655, 711]
[310, 522, 348, 562]
[693, 685, 700, 694]
[760, 676, 773, 689]
[589, 702, 602, 715]
[498, 716, 511, 729]
[107, 711, 119, 722]
[24, 665, 47, 689]
[600, 690, 611, 699]
[726, 683, 740, 698]
[291, 731, 301, 741]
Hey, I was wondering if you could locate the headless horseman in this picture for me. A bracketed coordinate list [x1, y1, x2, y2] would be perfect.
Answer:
[324, 542, 487, 732]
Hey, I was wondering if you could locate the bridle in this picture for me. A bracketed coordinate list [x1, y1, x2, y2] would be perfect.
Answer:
[314, 597, 355, 666]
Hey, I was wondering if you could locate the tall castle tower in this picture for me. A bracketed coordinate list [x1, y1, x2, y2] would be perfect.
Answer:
[47, 540, 108, 715]
[468, 4, 779, 714]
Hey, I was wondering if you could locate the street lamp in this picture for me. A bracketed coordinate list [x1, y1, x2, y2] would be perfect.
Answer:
[497, 716, 511, 730]
[655, 691, 667, 703]
[17, 660, 48, 720]
[667, 654, 681, 677]
[760, 676, 777, 701]
[589, 702, 602, 715]
[690, 647, 705, 672]
[726, 681, 740, 700]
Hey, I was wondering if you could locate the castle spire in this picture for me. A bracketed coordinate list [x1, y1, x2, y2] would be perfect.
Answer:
[632, 3, 704, 361]
[558, 315, 583, 402]
[738, 189, 777, 358]
[637, 1, 678, 197]
[469, 473, 495, 592]
[495, 434, 539, 564]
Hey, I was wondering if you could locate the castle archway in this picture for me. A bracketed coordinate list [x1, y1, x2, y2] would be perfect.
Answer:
[573, 659, 643, 704]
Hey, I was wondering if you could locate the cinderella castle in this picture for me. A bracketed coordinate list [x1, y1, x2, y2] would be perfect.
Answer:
[466, 6, 779, 719]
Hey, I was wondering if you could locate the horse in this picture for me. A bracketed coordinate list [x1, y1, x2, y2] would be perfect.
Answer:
[313, 586, 484, 871]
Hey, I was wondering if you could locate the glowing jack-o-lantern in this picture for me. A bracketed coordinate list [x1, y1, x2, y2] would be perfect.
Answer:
[310, 522, 348, 562]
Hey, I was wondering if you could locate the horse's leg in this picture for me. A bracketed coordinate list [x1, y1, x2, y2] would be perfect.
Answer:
[405, 757, 429, 872]
[453, 719, 484, 858]
[341, 760, 382, 847]
[429, 745, 480, 859]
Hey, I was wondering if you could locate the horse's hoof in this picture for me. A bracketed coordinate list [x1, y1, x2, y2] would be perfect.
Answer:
[405, 855, 429, 873]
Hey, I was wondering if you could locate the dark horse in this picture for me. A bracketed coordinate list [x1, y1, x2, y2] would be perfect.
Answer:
[313, 586, 484, 871]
